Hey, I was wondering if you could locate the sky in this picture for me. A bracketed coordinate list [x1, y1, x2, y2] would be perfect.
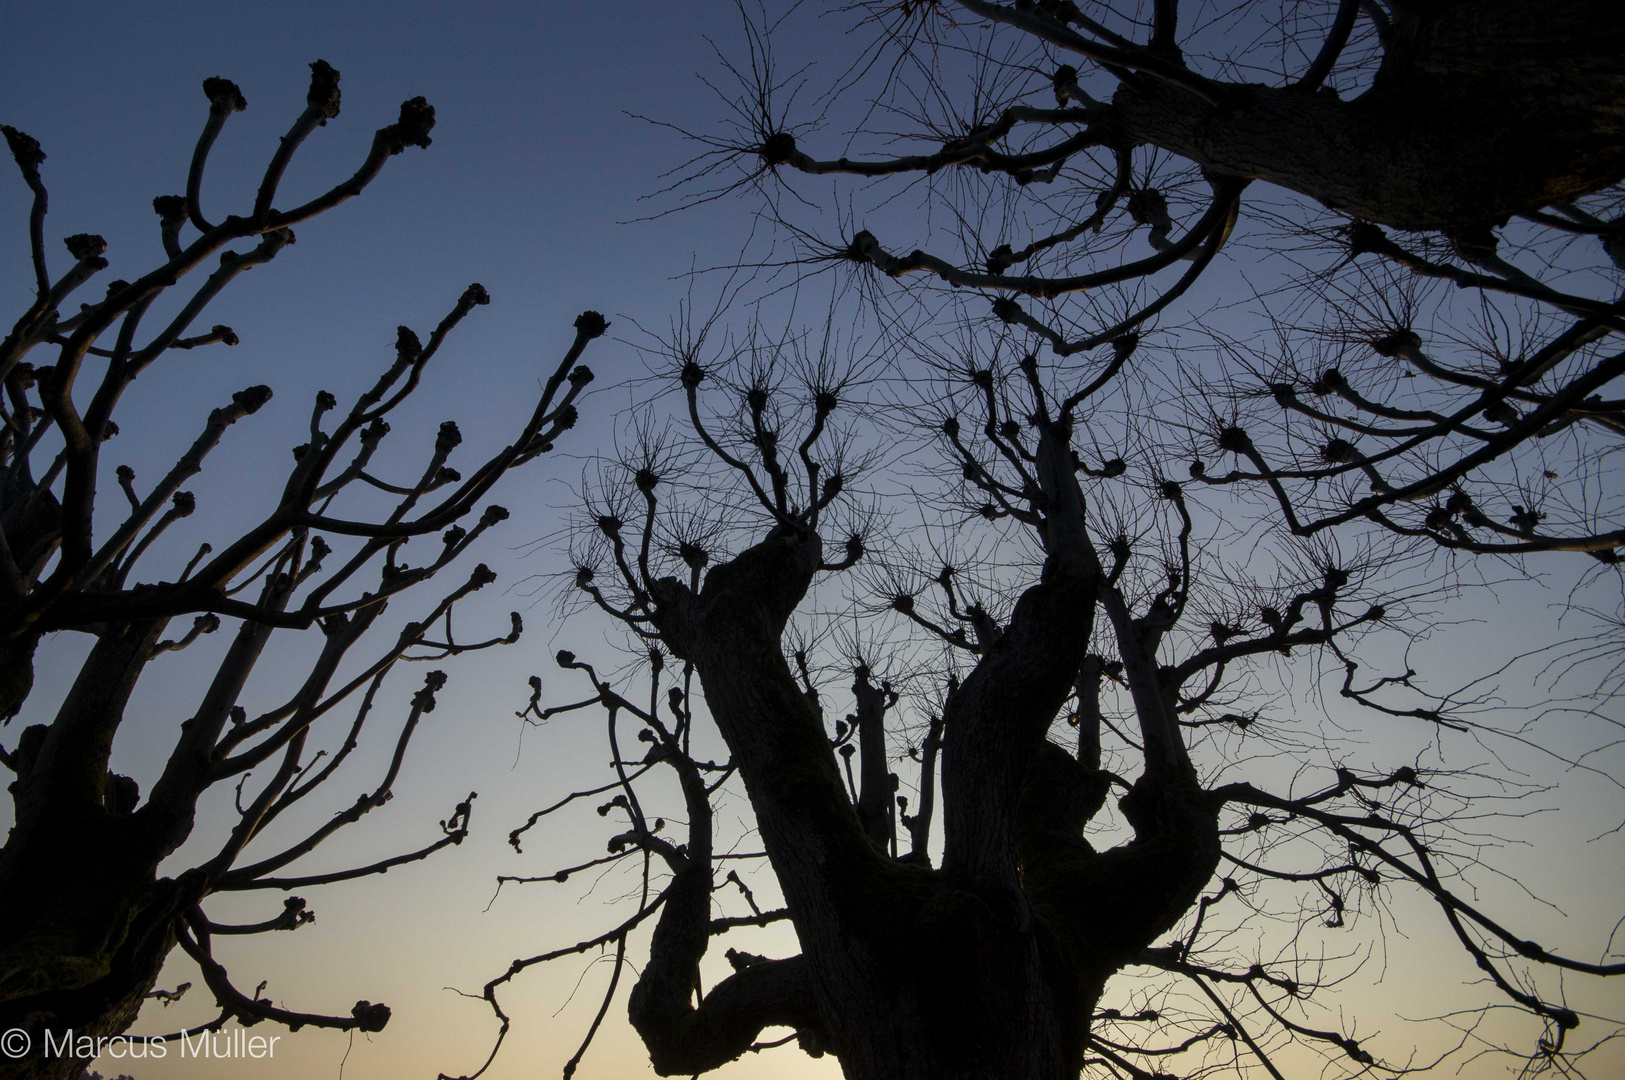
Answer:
[2, 3, 1622, 1080]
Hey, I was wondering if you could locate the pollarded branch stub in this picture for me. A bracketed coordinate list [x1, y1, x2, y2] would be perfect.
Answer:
[820, 471, 843, 502]
[1215, 425, 1252, 454]
[383, 96, 436, 154]
[1456, 495, 1491, 531]
[232, 384, 273, 415]
[442, 791, 477, 836]
[677, 540, 709, 571]
[758, 130, 797, 167]
[1052, 64, 1080, 105]
[1311, 367, 1345, 395]
[3, 124, 46, 170]
[306, 60, 342, 122]
[1510, 504, 1545, 536]
[845, 229, 885, 266]
[574, 310, 608, 339]
[278, 895, 313, 930]
[1482, 397, 1521, 426]
[64, 233, 108, 261]
[301, 534, 331, 575]
[152, 194, 187, 225]
[1321, 437, 1357, 463]
[1081, 455, 1125, 479]
[992, 296, 1024, 325]
[361, 417, 391, 450]
[1127, 188, 1169, 227]
[412, 669, 449, 713]
[1111, 332, 1140, 363]
[1344, 220, 1390, 258]
[396, 325, 423, 363]
[202, 76, 247, 115]
[1371, 328, 1422, 358]
[350, 1000, 391, 1033]
[1107, 533, 1131, 566]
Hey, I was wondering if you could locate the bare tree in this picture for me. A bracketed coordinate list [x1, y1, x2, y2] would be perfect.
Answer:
[0, 65, 600, 1079]
[661, 0, 1625, 561]
[444, 3, 1625, 1078]
[440, 312, 1620, 1080]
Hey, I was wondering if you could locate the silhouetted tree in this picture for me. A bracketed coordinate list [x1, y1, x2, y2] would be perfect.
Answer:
[448, 316, 1622, 1080]
[449, 4, 1624, 1079]
[0, 65, 600, 1080]
[668, 0, 1625, 561]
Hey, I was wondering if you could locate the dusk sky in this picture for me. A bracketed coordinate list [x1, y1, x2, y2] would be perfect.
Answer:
[3, 3, 1621, 1079]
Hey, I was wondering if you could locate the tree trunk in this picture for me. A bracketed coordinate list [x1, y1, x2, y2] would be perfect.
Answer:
[639, 522, 1221, 1080]
[0, 885, 183, 1080]
[0, 620, 180, 1079]
[1112, 0, 1625, 229]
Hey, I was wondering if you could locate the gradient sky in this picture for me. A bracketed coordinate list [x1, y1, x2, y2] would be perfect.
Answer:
[3, 3, 1621, 1080]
